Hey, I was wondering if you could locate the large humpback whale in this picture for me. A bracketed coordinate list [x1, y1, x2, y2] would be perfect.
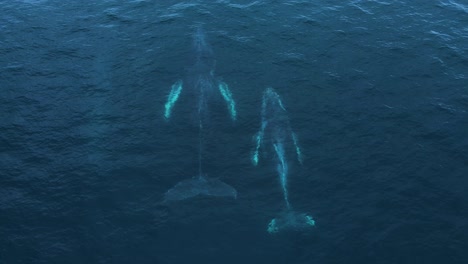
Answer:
[252, 88, 315, 233]
[163, 26, 237, 202]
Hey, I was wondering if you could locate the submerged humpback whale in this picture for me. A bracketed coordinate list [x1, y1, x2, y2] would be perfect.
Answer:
[163, 26, 237, 202]
[252, 88, 315, 233]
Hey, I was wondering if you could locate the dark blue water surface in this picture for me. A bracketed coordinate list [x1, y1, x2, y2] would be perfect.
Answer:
[1, 0, 467, 263]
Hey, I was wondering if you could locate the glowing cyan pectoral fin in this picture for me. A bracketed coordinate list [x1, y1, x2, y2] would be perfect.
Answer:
[251, 129, 264, 166]
[218, 81, 237, 121]
[252, 121, 267, 166]
[164, 80, 183, 120]
[292, 132, 303, 165]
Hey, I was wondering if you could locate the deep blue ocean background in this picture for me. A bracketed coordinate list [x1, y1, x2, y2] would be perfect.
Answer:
[1, 0, 468, 263]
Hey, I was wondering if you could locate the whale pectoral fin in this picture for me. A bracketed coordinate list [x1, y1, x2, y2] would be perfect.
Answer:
[218, 81, 237, 121]
[292, 132, 303, 165]
[164, 80, 183, 120]
[251, 131, 263, 166]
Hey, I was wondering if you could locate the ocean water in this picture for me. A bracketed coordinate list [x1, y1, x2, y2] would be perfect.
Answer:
[1, 0, 467, 263]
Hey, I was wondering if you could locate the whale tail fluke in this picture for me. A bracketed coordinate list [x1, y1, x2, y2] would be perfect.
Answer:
[267, 210, 315, 234]
[163, 176, 237, 202]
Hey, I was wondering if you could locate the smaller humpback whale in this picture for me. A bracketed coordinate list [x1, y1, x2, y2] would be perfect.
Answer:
[252, 88, 315, 233]
[163, 26, 237, 202]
